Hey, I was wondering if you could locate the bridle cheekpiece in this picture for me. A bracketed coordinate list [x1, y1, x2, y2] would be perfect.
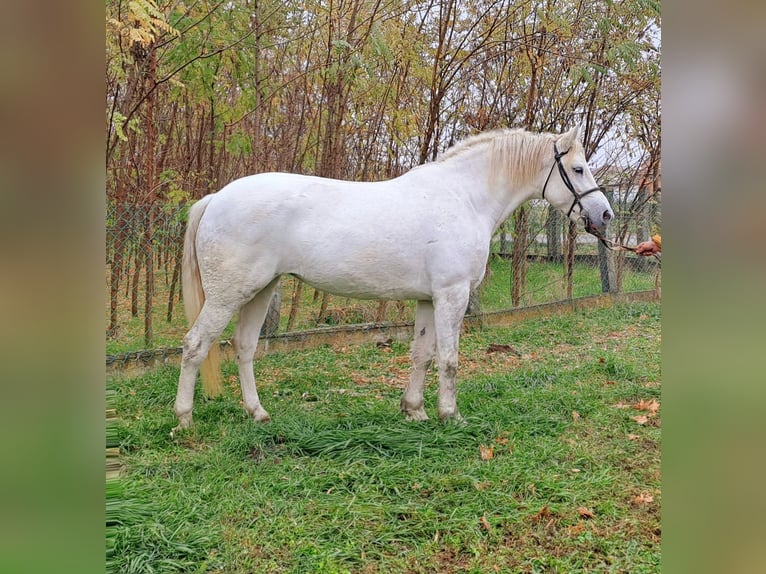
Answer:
[541, 142, 602, 219]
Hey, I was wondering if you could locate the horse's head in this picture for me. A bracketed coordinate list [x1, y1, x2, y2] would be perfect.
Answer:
[541, 126, 614, 236]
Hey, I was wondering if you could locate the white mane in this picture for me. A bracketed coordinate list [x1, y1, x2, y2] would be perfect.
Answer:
[437, 128, 559, 188]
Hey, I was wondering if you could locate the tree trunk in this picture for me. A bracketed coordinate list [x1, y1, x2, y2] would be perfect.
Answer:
[143, 49, 157, 347]
[546, 205, 562, 261]
[564, 221, 577, 299]
[287, 279, 304, 332]
[511, 206, 529, 307]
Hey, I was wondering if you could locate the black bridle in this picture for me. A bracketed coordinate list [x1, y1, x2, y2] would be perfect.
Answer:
[541, 142, 602, 218]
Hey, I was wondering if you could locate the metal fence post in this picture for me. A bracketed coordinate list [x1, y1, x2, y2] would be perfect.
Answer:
[598, 187, 617, 293]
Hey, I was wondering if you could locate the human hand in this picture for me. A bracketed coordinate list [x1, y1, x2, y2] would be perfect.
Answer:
[635, 240, 660, 256]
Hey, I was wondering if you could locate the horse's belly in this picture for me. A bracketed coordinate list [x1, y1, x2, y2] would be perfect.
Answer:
[291, 260, 432, 301]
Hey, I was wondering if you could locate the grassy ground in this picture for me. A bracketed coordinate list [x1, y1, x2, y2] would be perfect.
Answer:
[106, 255, 659, 354]
[108, 301, 661, 573]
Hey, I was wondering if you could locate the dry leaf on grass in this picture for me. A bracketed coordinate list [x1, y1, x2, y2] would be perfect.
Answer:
[631, 414, 649, 425]
[577, 507, 596, 519]
[631, 493, 655, 505]
[567, 522, 585, 536]
[634, 398, 660, 415]
[531, 505, 552, 522]
[479, 444, 494, 460]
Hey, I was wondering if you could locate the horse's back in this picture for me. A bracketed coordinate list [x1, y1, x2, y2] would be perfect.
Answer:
[195, 171, 487, 300]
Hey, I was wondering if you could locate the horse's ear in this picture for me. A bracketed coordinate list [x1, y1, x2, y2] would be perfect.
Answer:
[557, 125, 580, 153]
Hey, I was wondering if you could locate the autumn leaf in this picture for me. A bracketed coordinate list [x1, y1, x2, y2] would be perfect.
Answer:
[577, 507, 595, 519]
[634, 398, 660, 415]
[572, 410, 581, 422]
[631, 414, 649, 425]
[567, 522, 585, 536]
[627, 433, 640, 441]
[531, 505, 552, 522]
[631, 493, 654, 505]
[479, 444, 494, 460]
[486, 343, 521, 355]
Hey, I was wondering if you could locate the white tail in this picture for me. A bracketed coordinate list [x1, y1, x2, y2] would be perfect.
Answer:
[182, 195, 224, 396]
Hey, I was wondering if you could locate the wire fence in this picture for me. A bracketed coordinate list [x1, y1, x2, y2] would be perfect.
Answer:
[105, 190, 660, 356]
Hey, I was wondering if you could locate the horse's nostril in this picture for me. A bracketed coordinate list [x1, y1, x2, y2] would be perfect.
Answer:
[602, 209, 613, 223]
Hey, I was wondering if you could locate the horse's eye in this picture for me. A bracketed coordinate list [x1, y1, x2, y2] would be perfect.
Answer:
[573, 166, 584, 175]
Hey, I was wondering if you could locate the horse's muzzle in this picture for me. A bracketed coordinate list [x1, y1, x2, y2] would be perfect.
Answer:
[584, 208, 613, 235]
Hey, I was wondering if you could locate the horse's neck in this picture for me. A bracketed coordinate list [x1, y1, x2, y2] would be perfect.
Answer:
[432, 146, 537, 234]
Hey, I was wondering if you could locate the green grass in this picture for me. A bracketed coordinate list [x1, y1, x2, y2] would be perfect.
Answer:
[108, 301, 660, 573]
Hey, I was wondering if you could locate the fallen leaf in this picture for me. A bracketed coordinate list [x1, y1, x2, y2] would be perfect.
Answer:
[474, 481, 491, 491]
[632, 414, 649, 425]
[567, 522, 585, 536]
[572, 410, 581, 422]
[570, 468, 581, 473]
[486, 343, 521, 356]
[627, 433, 640, 441]
[531, 505, 552, 522]
[479, 444, 494, 460]
[635, 398, 660, 415]
[632, 493, 654, 505]
[577, 507, 596, 519]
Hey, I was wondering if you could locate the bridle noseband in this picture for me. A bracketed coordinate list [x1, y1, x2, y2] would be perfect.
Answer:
[541, 142, 602, 218]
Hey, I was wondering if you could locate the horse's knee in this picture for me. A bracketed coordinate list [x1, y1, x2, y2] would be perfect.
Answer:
[442, 361, 457, 380]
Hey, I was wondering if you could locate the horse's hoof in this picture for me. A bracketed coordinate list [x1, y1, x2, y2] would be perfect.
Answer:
[251, 407, 272, 423]
[170, 415, 193, 437]
[403, 408, 429, 421]
[439, 410, 465, 424]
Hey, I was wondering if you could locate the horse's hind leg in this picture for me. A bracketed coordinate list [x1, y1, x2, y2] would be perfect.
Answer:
[401, 300, 435, 421]
[232, 278, 280, 423]
[174, 300, 240, 429]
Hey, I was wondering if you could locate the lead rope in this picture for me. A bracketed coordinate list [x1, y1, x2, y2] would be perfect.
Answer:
[591, 231, 662, 264]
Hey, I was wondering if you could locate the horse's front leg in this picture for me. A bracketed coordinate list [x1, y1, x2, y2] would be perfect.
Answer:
[401, 300, 435, 421]
[433, 286, 471, 421]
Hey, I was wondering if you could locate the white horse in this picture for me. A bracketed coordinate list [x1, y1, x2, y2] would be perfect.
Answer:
[173, 126, 613, 429]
